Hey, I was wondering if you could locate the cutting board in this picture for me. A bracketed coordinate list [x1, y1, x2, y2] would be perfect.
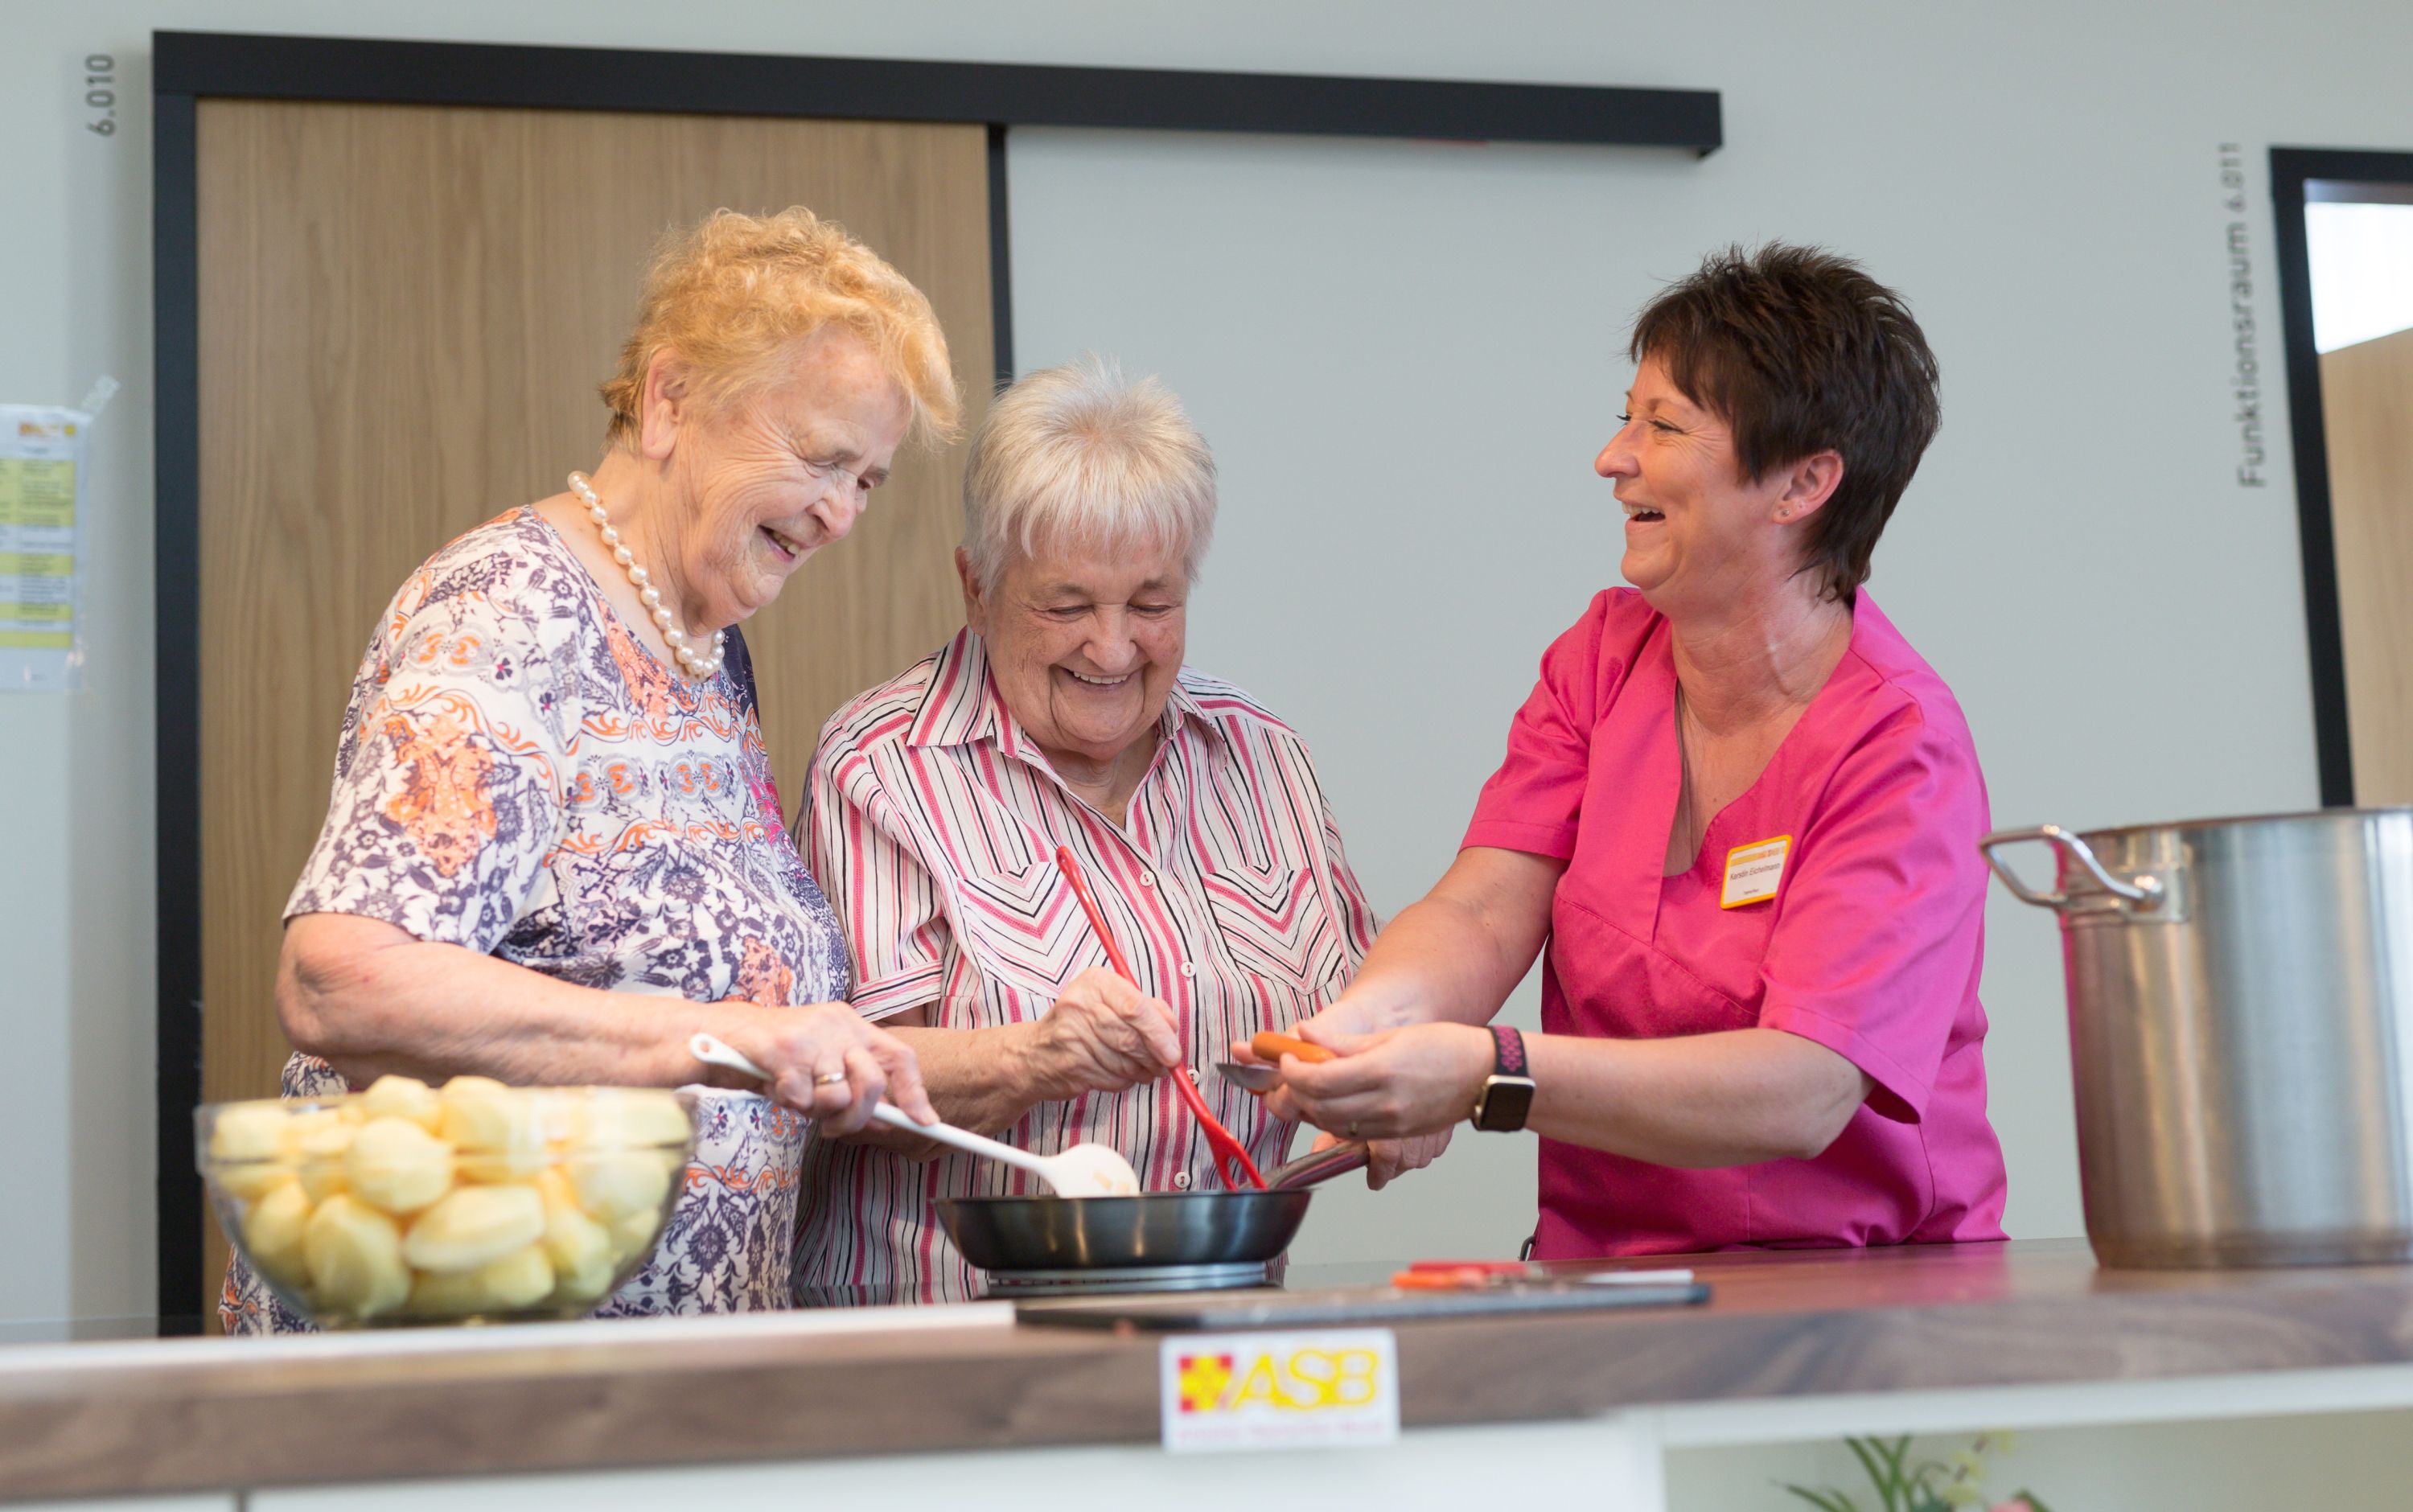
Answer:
[1012, 1277, 1710, 1331]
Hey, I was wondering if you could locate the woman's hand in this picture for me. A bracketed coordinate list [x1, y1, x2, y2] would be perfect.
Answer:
[1308, 1127, 1454, 1191]
[1285, 981, 1421, 1044]
[1021, 967, 1184, 1099]
[1230, 988, 1416, 1115]
[714, 1003, 935, 1136]
[1272, 1021, 1494, 1140]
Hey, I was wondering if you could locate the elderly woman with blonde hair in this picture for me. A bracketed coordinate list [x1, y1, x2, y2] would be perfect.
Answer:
[229, 207, 955, 1330]
[795, 356, 1380, 1300]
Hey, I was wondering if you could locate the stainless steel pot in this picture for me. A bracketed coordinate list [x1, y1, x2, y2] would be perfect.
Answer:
[1983, 809, 2413, 1268]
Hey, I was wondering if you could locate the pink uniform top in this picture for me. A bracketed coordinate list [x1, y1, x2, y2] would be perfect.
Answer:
[1464, 588, 2008, 1259]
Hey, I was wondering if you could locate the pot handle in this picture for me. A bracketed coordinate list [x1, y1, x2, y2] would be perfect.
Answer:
[1267, 1140, 1371, 1191]
[1979, 824, 2164, 913]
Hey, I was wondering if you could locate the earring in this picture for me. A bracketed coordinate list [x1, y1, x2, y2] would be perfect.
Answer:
[1778, 507, 1793, 520]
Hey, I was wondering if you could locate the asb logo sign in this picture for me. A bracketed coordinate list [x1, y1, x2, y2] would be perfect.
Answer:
[1159, 1329, 1400, 1452]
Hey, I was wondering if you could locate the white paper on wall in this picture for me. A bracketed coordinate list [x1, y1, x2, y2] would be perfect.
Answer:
[0, 402, 92, 692]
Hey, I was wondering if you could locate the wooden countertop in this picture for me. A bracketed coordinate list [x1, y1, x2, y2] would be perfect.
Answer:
[10, 1239, 2413, 1502]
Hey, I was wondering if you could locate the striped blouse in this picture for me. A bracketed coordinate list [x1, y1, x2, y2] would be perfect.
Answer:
[793, 628, 1378, 1299]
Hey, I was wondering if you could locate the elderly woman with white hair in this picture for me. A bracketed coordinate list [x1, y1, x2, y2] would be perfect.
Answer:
[792, 356, 1379, 1299]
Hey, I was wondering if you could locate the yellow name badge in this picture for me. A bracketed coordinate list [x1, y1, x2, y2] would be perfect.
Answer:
[1161, 1329, 1400, 1452]
[1720, 835, 1792, 909]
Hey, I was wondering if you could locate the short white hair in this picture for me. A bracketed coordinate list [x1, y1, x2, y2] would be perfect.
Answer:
[961, 355, 1217, 591]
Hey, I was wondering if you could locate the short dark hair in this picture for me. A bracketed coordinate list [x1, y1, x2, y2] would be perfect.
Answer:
[1630, 244, 1940, 602]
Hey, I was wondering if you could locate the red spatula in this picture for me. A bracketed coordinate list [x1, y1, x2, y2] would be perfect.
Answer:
[1053, 845, 1268, 1190]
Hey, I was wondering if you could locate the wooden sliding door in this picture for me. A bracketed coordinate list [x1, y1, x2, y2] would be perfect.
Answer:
[192, 99, 991, 1316]
[2321, 325, 2413, 803]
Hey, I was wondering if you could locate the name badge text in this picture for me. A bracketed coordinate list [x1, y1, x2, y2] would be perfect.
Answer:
[1720, 835, 1791, 908]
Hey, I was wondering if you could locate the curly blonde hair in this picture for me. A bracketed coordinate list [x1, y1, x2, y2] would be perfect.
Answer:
[601, 207, 960, 450]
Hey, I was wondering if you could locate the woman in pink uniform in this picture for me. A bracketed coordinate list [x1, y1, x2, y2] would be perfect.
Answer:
[1270, 244, 2007, 1257]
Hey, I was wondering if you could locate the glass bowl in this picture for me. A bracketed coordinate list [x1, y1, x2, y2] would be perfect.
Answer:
[197, 1076, 693, 1328]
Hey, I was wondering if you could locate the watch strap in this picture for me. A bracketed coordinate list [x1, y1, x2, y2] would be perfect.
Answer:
[1472, 1025, 1536, 1132]
[1490, 1025, 1527, 1078]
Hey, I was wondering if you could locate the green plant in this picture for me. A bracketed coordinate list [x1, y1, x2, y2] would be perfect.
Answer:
[1779, 1431, 2053, 1512]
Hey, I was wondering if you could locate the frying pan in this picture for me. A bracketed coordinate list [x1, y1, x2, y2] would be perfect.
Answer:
[937, 1141, 1369, 1276]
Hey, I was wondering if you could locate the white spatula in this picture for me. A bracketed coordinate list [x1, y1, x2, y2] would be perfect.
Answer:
[687, 1032, 1141, 1198]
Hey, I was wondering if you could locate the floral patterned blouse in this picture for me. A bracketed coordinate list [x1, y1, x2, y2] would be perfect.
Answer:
[222, 507, 849, 1333]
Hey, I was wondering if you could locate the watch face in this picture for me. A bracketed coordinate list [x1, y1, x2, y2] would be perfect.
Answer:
[1477, 1076, 1536, 1132]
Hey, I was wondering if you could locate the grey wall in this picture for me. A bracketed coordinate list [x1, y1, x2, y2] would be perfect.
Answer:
[6, 0, 2405, 1316]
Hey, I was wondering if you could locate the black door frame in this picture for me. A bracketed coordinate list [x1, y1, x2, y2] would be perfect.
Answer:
[2270, 146, 2413, 807]
[152, 27, 1720, 1319]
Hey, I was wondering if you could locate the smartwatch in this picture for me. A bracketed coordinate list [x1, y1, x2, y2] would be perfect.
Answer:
[1470, 1025, 1536, 1132]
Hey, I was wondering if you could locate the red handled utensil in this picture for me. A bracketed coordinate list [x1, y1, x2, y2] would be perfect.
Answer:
[1053, 844, 1268, 1190]
[1390, 1259, 1545, 1289]
[1217, 1031, 1337, 1094]
[1250, 1031, 1334, 1066]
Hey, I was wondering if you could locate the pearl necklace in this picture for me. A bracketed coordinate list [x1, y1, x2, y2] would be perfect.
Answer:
[567, 471, 726, 680]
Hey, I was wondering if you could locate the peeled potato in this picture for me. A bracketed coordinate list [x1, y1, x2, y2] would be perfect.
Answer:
[566, 1148, 677, 1222]
[210, 1104, 298, 1199]
[278, 1108, 343, 1153]
[606, 1205, 667, 1267]
[343, 1116, 455, 1214]
[242, 1180, 314, 1290]
[212, 1103, 287, 1161]
[292, 1120, 356, 1203]
[533, 1168, 611, 1274]
[360, 1074, 442, 1132]
[304, 1194, 411, 1319]
[218, 1162, 297, 1202]
[545, 1089, 689, 1153]
[550, 1251, 620, 1305]
[535, 1165, 631, 1301]
[586, 1089, 694, 1149]
[542, 1094, 587, 1149]
[402, 1183, 545, 1274]
[440, 1085, 550, 1182]
[409, 1243, 556, 1316]
[474, 1244, 555, 1309]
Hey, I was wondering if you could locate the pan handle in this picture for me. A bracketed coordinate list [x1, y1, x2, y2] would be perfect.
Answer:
[1268, 1140, 1371, 1190]
[1979, 824, 2164, 914]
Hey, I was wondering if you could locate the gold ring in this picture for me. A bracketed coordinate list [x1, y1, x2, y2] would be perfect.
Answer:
[812, 1070, 849, 1087]
[1346, 1121, 1359, 1138]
